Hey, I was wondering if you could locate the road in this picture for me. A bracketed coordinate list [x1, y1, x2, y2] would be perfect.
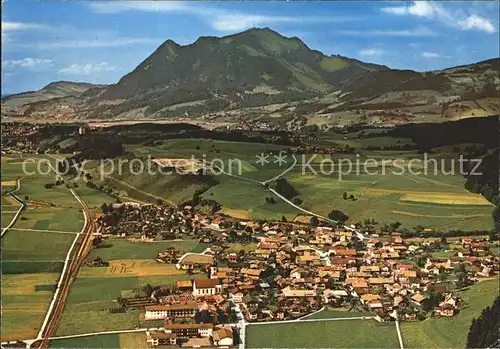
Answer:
[34, 160, 95, 349]
[210, 155, 366, 241]
[1, 176, 28, 237]
[229, 296, 246, 349]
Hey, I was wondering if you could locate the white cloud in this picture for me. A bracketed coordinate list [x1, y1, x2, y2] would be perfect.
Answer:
[211, 14, 355, 32]
[458, 15, 496, 33]
[382, 2, 438, 18]
[381, 1, 496, 33]
[358, 48, 385, 57]
[87, 2, 357, 32]
[59, 62, 118, 75]
[422, 52, 441, 59]
[2, 58, 54, 69]
[1, 21, 48, 32]
[339, 26, 437, 37]
[33, 37, 160, 50]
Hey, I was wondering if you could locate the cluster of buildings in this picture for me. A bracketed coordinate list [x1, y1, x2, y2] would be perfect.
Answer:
[0, 123, 44, 154]
[98, 203, 206, 240]
[100, 203, 498, 326]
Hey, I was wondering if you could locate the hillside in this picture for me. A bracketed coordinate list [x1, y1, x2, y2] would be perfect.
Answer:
[2, 28, 498, 126]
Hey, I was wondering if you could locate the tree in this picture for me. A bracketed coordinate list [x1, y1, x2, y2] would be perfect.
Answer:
[310, 216, 319, 226]
[229, 231, 238, 242]
[143, 284, 154, 297]
[466, 297, 500, 348]
[328, 210, 349, 223]
[275, 178, 299, 200]
[100, 203, 109, 214]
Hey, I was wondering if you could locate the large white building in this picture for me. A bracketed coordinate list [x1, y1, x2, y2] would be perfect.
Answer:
[192, 279, 222, 297]
[144, 302, 198, 320]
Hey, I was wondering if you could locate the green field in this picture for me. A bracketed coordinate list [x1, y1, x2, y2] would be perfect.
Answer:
[89, 238, 200, 261]
[3, 230, 77, 260]
[2, 261, 64, 274]
[56, 270, 205, 335]
[302, 309, 371, 319]
[1, 155, 85, 341]
[401, 279, 499, 348]
[50, 332, 148, 349]
[2, 272, 60, 340]
[117, 141, 494, 231]
[284, 153, 493, 231]
[50, 333, 121, 348]
[246, 319, 400, 348]
[12, 207, 84, 232]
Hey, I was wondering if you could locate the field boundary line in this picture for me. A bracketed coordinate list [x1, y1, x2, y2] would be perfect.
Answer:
[3, 259, 66, 263]
[7, 228, 81, 234]
[36, 160, 89, 341]
[246, 315, 376, 326]
[1, 176, 28, 238]
[395, 315, 405, 349]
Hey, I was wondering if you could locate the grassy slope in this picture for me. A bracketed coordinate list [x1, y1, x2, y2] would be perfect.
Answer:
[401, 279, 499, 348]
[120, 141, 493, 231]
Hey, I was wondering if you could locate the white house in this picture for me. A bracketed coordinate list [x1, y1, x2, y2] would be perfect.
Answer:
[193, 279, 222, 297]
[213, 327, 234, 346]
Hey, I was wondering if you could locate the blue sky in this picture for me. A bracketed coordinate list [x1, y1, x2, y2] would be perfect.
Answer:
[2, 1, 499, 94]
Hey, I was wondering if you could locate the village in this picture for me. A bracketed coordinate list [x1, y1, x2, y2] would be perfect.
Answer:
[89, 202, 500, 347]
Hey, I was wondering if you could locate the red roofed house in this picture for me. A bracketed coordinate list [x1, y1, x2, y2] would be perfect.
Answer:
[193, 279, 222, 297]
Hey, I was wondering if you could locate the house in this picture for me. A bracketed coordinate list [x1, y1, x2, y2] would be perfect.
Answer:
[282, 287, 316, 298]
[360, 294, 380, 305]
[145, 302, 198, 320]
[146, 330, 177, 346]
[193, 279, 222, 297]
[176, 280, 193, 292]
[477, 266, 494, 277]
[164, 323, 214, 338]
[411, 293, 427, 306]
[213, 327, 234, 346]
[434, 304, 455, 317]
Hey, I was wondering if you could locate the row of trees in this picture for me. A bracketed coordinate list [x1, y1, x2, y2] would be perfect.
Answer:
[466, 297, 500, 348]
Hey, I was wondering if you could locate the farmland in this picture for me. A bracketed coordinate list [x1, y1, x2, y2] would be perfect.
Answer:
[55, 238, 206, 335]
[246, 319, 400, 348]
[400, 279, 499, 348]
[49, 332, 148, 349]
[114, 139, 495, 231]
[55, 268, 206, 336]
[1, 155, 85, 341]
[88, 238, 200, 261]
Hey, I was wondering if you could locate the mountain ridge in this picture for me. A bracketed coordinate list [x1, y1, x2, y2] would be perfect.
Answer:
[2, 27, 499, 127]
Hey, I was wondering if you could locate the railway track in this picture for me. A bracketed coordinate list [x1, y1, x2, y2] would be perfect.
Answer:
[35, 161, 97, 349]
[36, 198, 95, 349]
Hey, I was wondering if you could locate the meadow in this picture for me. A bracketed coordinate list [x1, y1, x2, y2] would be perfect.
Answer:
[2, 273, 60, 340]
[246, 319, 400, 348]
[55, 268, 206, 335]
[49, 332, 148, 349]
[1, 155, 85, 341]
[113, 139, 494, 231]
[400, 278, 499, 348]
[55, 237, 206, 335]
[88, 238, 200, 261]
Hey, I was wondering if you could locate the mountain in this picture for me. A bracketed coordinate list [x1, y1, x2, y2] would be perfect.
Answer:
[2, 28, 499, 126]
[2, 81, 105, 107]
